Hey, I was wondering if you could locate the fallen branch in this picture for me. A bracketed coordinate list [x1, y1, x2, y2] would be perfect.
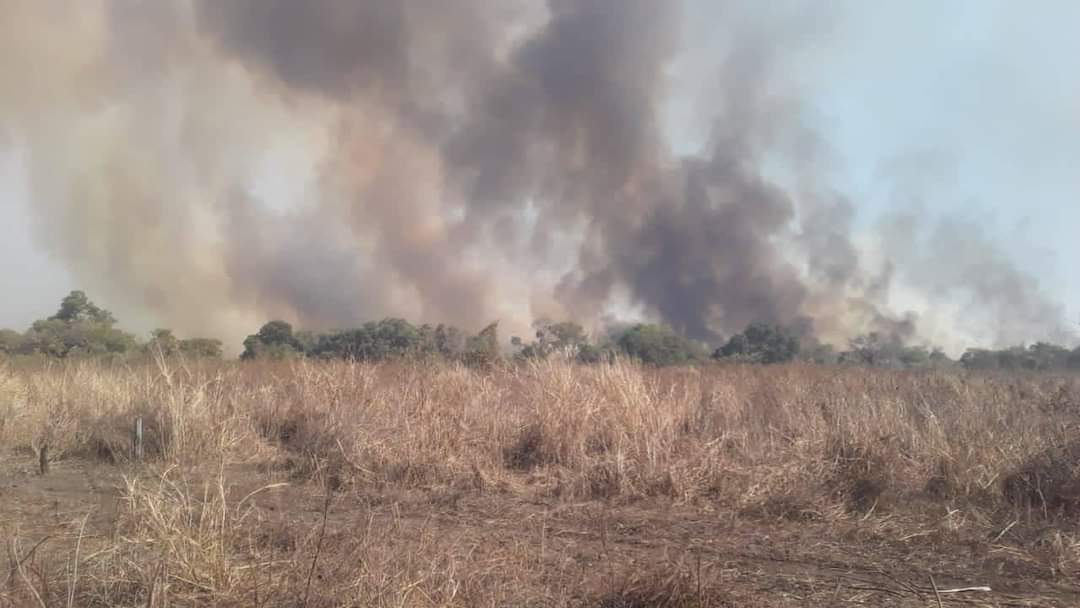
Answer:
[937, 586, 992, 594]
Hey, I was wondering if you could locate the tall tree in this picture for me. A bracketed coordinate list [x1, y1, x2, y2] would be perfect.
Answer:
[0, 329, 24, 354]
[146, 329, 180, 355]
[714, 322, 800, 364]
[616, 324, 706, 366]
[464, 322, 500, 367]
[515, 319, 591, 360]
[242, 320, 302, 360]
[19, 291, 135, 358]
[51, 290, 116, 325]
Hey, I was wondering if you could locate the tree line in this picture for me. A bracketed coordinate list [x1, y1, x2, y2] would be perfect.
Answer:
[2, 291, 1079, 371]
[241, 316, 1080, 372]
[0, 291, 222, 360]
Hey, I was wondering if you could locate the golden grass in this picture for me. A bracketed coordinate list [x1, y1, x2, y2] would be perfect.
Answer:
[1, 357, 1078, 606]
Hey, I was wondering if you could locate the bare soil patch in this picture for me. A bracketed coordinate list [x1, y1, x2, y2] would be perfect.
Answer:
[2, 455, 1078, 607]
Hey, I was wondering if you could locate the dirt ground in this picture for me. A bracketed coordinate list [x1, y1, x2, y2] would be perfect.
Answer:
[2, 455, 1079, 607]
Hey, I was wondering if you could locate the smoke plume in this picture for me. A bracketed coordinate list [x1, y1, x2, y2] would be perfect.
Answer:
[0, 0, 1070, 350]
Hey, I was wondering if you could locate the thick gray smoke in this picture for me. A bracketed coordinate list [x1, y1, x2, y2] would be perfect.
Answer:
[0, 0, 1068, 350]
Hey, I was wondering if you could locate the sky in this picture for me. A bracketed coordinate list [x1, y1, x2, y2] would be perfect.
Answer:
[0, 0, 1077, 344]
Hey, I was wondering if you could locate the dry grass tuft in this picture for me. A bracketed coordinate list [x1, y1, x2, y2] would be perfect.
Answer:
[825, 439, 893, 514]
[595, 567, 734, 608]
[1002, 440, 1080, 516]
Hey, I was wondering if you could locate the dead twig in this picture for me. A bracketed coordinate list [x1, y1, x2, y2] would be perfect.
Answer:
[937, 586, 992, 594]
[3, 535, 51, 590]
[301, 489, 334, 608]
[11, 537, 47, 608]
[930, 574, 943, 608]
[992, 520, 1018, 543]
[66, 514, 90, 608]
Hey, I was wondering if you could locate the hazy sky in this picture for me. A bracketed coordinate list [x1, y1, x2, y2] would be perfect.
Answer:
[0, 148, 72, 327]
[1, 0, 1077, 341]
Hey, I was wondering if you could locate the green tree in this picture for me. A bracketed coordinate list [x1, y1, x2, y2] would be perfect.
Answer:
[960, 343, 1072, 371]
[464, 322, 501, 367]
[429, 323, 466, 358]
[257, 321, 298, 347]
[1028, 342, 1071, 370]
[368, 318, 422, 359]
[615, 324, 706, 366]
[241, 336, 301, 360]
[310, 329, 362, 360]
[146, 329, 222, 359]
[514, 320, 591, 361]
[928, 348, 953, 368]
[293, 330, 321, 356]
[436, 324, 464, 356]
[308, 319, 426, 361]
[21, 292, 135, 358]
[714, 322, 799, 364]
[959, 348, 997, 370]
[146, 329, 180, 356]
[800, 341, 838, 365]
[0, 329, 24, 355]
[574, 342, 609, 364]
[179, 338, 224, 359]
[22, 319, 136, 358]
[51, 290, 116, 325]
[841, 332, 932, 368]
[241, 320, 302, 360]
[843, 332, 891, 367]
[897, 345, 930, 368]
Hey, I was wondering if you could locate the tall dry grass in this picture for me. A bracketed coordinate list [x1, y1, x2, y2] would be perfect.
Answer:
[4, 357, 1076, 507]
[1, 357, 1078, 605]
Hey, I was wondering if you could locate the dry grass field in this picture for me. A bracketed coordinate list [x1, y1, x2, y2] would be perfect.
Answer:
[1, 358, 1079, 606]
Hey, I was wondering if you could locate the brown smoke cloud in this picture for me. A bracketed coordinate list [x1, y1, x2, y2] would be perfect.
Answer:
[0, 0, 1069, 350]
